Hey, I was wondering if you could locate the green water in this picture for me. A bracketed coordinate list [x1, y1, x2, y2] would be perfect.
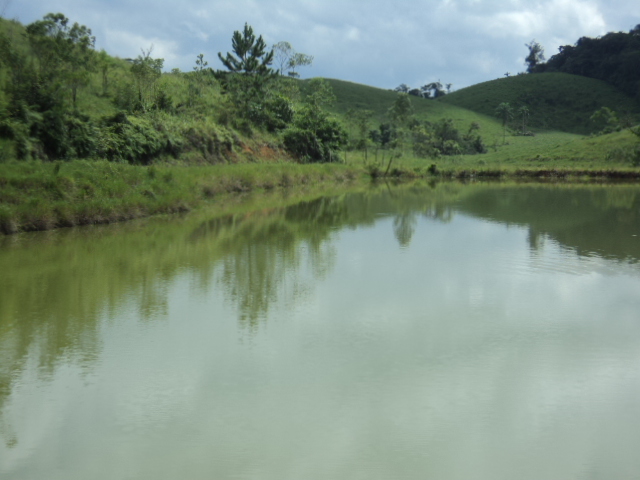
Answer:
[2, 182, 640, 479]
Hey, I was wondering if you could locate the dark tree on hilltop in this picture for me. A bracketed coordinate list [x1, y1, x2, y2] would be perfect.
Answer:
[421, 82, 445, 98]
[525, 40, 545, 73]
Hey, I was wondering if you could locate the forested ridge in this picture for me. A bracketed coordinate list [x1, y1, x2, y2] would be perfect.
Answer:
[531, 25, 640, 98]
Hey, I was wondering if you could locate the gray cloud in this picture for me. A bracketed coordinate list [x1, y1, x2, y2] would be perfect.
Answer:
[5, 0, 639, 90]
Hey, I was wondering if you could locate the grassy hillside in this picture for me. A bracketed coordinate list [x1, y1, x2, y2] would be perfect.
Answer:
[321, 77, 639, 172]
[438, 73, 640, 134]
[315, 78, 508, 145]
[318, 78, 493, 124]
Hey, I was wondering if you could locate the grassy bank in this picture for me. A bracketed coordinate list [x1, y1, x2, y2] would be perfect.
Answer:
[0, 160, 363, 234]
[344, 125, 640, 175]
[5, 156, 640, 236]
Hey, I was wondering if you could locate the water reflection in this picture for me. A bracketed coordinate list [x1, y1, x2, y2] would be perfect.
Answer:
[455, 184, 640, 262]
[1, 181, 640, 478]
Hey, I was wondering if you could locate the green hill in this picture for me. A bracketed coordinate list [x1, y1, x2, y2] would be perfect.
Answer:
[310, 78, 507, 143]
[437, 73, 640, 134]
[317, 77, 639, 170]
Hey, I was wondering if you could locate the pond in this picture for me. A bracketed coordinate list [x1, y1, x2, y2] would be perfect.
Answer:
[1, 181, 640, 480]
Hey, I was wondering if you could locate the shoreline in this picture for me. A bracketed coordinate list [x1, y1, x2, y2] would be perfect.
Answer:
[2, 160, 640, 235]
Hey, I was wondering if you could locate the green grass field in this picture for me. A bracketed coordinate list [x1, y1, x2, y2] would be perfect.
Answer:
[438, 73, 640, 134]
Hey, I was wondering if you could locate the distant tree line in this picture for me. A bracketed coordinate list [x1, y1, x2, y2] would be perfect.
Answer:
[393, 81, 453, 99]
[526, 25, 640, 98]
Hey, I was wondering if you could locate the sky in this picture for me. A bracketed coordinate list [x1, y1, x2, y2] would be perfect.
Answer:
[4, 0, 640, 91]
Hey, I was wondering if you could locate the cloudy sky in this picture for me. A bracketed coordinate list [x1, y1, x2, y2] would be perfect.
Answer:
[4, 0, 639, 91]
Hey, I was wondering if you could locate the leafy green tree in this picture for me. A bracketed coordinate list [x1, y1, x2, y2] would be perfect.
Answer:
[282, 79, 346, 163]
[590, 106, 620, 134]
[525, 40, 545, 73]
[384, 93, 414, 174]
[346, 108, 373, 163]
[194, 53, 208, 73]
[96, 50, 117, 96]
[26, 13, 96, 107]
[187, 53, 213, 106]
[287, 52, 313, 78]
[517, 106, 530, 135]
[130, 47, 164, 112]
[389, 93, 413, 126]
[495, 102, 513, 144]
[273, 41, 293, 75]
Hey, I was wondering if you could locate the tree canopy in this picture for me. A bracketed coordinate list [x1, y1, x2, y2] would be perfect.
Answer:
[532, 26, 640, 98]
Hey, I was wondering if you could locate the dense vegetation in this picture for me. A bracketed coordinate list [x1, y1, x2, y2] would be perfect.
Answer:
[532, 25, 640, 98]
[0, 15, 350, 165]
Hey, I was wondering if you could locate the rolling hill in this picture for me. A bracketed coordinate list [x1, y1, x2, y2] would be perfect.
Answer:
[437, 73, 640, 134]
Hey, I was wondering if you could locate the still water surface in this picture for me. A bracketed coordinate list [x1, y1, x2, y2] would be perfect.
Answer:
[1, 182, 640, 479]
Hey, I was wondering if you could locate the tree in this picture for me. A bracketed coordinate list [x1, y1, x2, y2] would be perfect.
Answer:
[495, 102, 513, 144]
[194, 53, 208, 73]
[517, 106, 530, 135]
[389, 93, 413, 126]
[346, 108, 373, 163]
[218, 23, 277, 117]
[385, 93, 413, 174]
[272, 42, 313, 78]
[218, 23, 275, 77]
[273, 41, 293, 75]
[96, 50, 117, 96]
[525, 40, 545, 73]
[26, 13, 96, 107]
[130, 46, 164, 112]
[421, 81, 445, 98]
[187, 53, 212, 106]
[287, 52, 313, 78]
[590, 106, 620, 134]
[282, 79, 346, 163]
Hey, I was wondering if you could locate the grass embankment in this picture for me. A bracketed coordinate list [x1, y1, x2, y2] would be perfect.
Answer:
[0, 160, 363, 234]
[350, 128, 640, 175]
